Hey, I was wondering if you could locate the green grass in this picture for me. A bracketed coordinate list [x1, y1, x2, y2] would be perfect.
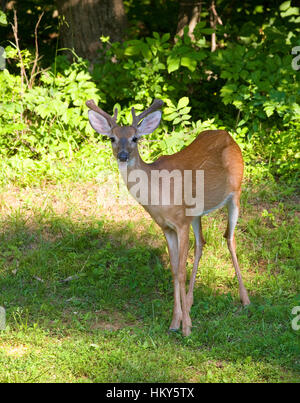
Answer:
[0, 151, 299, 383]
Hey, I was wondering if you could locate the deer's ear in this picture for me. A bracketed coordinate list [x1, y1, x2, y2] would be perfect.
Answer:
[88, 110, 111, 135]
[137, 111, 162, 136]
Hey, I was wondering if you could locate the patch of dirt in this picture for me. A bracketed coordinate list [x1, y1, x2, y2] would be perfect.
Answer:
[2, 344, 29, 358]
[90, 309, 138, 331]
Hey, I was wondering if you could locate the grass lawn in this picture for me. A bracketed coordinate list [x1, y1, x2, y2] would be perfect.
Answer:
[0, 152, 299, 383]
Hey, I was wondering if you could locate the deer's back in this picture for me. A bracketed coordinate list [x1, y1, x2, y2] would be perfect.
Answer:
[151, 130, 244, 214]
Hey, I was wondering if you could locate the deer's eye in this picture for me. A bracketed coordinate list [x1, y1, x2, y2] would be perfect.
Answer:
[109, 137, 115, 143]
[132, 136, 138, 143]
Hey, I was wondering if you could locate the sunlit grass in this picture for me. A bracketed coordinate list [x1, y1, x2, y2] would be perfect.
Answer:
[0, 151, 299, 383]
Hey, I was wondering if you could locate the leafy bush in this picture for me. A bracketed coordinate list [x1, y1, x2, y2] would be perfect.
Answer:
[0, 54, 101, 158]
[93, 27, 215, 116]
[214, 24, 300, 135]
[213, 14, 300, 178]
[0, 3, 299, 181]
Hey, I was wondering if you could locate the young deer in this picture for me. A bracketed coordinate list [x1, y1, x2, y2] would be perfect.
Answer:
[87, 98, 250, 336]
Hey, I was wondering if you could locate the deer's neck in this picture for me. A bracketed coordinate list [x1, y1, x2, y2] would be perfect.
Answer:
[117, 148, 148, 186]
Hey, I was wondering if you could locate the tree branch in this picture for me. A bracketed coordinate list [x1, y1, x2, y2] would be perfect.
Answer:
[29, 11, 44, 89]
[11, 9, 29, 89]
[210, 0, 223, 52]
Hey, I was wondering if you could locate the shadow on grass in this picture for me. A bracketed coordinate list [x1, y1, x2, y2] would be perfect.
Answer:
[0, 210, 299, 381]
[0, 211, 171, 326]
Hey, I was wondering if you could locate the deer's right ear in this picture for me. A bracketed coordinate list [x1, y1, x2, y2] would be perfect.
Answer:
[88, 110, 112, 135]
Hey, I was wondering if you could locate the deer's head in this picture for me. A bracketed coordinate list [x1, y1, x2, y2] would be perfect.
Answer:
[86, 99, 163, 163]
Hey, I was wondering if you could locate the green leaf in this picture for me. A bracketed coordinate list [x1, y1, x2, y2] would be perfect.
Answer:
[177, 97, 189, 109]
[76, 70, 91, 81]
[196, 21, 206, 29]
[140, 43, 152, 60]
[279, 1, 291, 11]
[173, 117, 182, 125]
[161, 33, 170, 43]
[0, 11, 7, 26]
[124, 45, 140, 56]
[199, 28, 215, 35]
[280, 6, 299, 17]
[100, 36, 110, 43]
[263, 104, 275, 117]
[164, 107, 177, 114]
[221, 84, 237, 96]
[4, 45, 17, 59]
[179, 106, 191, 114]
[181, 56, 197, 72]
[164, 112, 178, 121]
[167, 55, 180, 73]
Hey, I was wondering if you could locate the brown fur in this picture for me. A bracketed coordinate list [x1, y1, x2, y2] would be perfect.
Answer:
[87, 102, 250, 336]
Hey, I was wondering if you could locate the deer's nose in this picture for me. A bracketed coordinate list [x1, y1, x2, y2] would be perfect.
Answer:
[117, 151, 129, 162]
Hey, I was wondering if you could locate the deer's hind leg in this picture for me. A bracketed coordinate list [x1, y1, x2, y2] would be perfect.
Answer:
[187, 216, 206, 311]
[225, 193, 250, 306]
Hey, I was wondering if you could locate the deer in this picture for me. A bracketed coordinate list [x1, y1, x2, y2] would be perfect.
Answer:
[86, 98, 250, 336]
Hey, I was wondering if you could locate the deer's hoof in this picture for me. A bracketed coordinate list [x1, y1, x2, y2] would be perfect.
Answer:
[182, 325, 192, 337]
[241, 296, 251, 307]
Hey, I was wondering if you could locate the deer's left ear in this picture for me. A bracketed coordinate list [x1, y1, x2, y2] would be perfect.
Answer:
[137, 111, 162, 137]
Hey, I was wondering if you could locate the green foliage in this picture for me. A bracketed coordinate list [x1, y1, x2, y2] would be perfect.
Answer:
[215, 24, 300, 135]
[164, 97, 192, 126]
[0, 55, 101, 158]
[212, 8, 300, 178]
[0, 1, 299, 181]
[93, 29, 209, 110]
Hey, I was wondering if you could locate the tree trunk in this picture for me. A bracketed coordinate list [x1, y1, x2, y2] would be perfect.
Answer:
[176, 0, 201, 39]
[1, 0, 7, 12]
[57, 0, 127, 62]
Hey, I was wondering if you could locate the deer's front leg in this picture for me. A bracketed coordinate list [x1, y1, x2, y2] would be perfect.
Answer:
[164, 228, 182, 331]
[177, 225, 192, 336]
